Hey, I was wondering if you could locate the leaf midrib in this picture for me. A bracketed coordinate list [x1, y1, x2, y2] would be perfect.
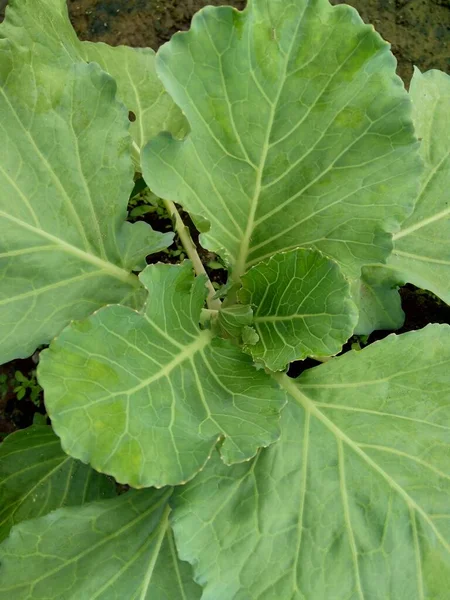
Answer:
[275, 373, 450, 555]
[55, 329, 213, 416]
[0, 490, 172, 594]
[0, 82, 94, 252]
[0, 210, 139, 287]
[393, 148, 450, 242]
[253, 312, 332, 323]
[232, 3, 308, 280]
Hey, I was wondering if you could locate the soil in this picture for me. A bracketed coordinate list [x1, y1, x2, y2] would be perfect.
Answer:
[0, 1, 449, 81]
[0, 0, 449, 435]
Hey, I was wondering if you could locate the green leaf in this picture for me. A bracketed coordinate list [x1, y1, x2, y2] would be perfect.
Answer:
[353, 265, 405, 335]
[0, 425, 115, 543]
[142, 0, 420, 280]
[38, 262, 286, 488]
[1, 0, 187, 157]
[172, 324, 450, 600]
[80, 43, 188, 157]
[389, 69, 450, 302]
[238, 249, 358, 370]
[242, 326, 259, 346]
[217, 304, 253, 340]
[0, 489, 202, 600]
[0, 14, 172, 364]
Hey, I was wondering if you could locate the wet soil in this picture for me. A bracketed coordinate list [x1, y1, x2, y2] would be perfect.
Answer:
[0, 0, 449, 435]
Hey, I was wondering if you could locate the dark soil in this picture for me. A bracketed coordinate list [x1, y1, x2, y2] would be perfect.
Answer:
[0, 0, 449, 435]
[0, 356, 45, 440]
[0, 1, 448, 81]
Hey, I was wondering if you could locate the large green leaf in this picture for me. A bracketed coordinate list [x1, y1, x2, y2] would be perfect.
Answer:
[0, 8, 173, 364]
[172, 324, 450, 599]
[239, 248, 358, 370]
[0, 489, 202, 599]
[2, 0, 187, 156]
[38, 262, 286, 488]
[142, 0, 420, 280]
[389, 69, 450, 302]
[0, 425, 115, 543]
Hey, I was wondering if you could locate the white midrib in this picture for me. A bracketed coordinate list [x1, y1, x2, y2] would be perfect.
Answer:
[57, 329, 214, 416]
[233, 115, 273, 281]
[0, 210, 139, 287]
[233, 16, 304, 281]
[139, 505, 171, 600]
[1, 489, 173, 593]
[393, 206, 450, 241]
[393, 148, 450, 241]
[0, 456, 70, 527]
[167, 526, 190, 600]
[275, 373, 450, 555]
[254, 312, 330, 323]
[121, 329, 213, 396]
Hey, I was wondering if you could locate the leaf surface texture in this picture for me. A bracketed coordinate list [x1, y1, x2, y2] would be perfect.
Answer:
[143, 0, 420, 279]
[0, 425, 115, 543]
[172, 325, 450, 599]
[239, 248, 358, 369]
[390, 69, 450, 302]
[38, 262, 286, 488]
[0, 489, 201, 599]
[0, 0, 178, 363]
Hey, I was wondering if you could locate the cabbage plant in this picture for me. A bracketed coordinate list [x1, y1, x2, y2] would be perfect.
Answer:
[0, 0, 449, 598]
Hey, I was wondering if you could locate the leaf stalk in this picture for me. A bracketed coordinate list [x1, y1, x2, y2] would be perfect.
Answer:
[163, 200, 222, 311]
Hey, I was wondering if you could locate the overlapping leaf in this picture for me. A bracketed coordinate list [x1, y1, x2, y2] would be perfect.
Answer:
[0, 425, 116, 543]
[143, 0, 420, 280]
[2, 0, 187, 156]
[0, 489, 201, 599]
[239, 248, 358, 370]
[172, 325, 450, 599]
[80, 43, 188, 160]
[38, 262, 286, 488]
[353, 265, 405, 335]
[389, 69, 450, 302]
[217, 304, 254, 341]
[0, 4, 174, 364]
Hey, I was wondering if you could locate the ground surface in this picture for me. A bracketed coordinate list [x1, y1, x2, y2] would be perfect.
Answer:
[0, 0, 449, 435]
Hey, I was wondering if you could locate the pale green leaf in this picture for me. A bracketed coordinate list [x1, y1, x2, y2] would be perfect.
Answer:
[80, 42, 188, 157]
[353, 265, 405, 335]
[0, 425, 116, 543]
[242, 325, 259, 346]
[217, 304, 253, 340]
[172, 324, 450, 600]
[239, 248, 358, 370]
[2, 0, 187, 155]
[142, 0, 420, 280]
[0, 489, 202, 600]
[0, 8, 173, 364]
[38, 262, 286, 488]
[389, 69, 450, 303]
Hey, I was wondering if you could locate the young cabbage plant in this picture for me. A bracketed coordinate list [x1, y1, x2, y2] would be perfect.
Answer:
[0, 0, 449, 598]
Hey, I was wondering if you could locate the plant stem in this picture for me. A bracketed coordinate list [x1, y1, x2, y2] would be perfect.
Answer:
[163, 200, 221, 311]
